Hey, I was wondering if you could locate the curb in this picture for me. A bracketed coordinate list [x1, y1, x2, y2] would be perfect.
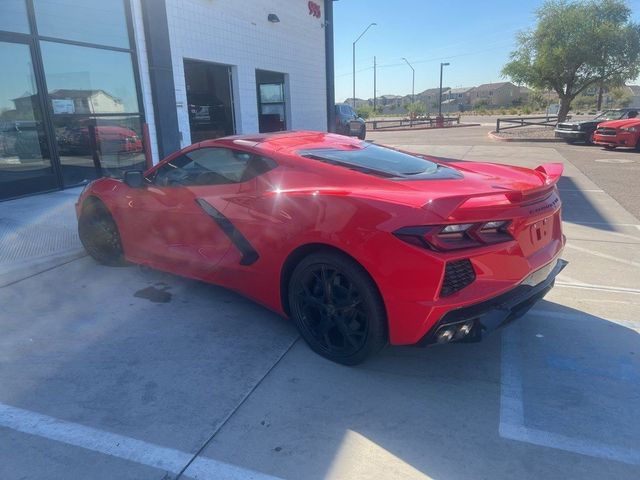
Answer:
[0, 249, 86, 288]
[369, 123, 481, 133]
[488, 131, 565, 143]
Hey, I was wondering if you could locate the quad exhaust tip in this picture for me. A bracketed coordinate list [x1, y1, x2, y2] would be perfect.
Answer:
[436, 320, 475, 343]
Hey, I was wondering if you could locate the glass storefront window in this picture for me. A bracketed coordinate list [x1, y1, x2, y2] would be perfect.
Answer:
[33, 0, 129, 48]
[0, 41, 56, 200]
[40, 41, 140, 114]
[53, 115, 145, 187]
[0, 0, 30, 34]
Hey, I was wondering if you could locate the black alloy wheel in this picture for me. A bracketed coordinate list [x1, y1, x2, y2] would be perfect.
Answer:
[78, 199, 127, 266]
[288, 251, 387, 365]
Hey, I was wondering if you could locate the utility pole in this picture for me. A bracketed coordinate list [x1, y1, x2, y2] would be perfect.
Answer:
[438, 62, 450, 118]
[373, 56, 377, 116]
[352, 23, 377, 109]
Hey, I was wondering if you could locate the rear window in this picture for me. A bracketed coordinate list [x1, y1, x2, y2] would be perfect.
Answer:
[298, 143, 440, 179]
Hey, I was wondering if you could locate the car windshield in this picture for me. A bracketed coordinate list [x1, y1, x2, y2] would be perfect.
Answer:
[298, 143, 439, 178]
[594, 110, 626, 121]
[339, 105, 355, 116]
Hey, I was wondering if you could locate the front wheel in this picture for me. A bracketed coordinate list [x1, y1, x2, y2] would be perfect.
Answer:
[78, 199, 126, 266]
[585, 132, 595, 145]
[357, 126, 366, 140]
[288, 251, 387, 365]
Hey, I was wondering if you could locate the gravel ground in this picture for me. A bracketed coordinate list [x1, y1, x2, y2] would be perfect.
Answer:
[491, 126, 562, 141]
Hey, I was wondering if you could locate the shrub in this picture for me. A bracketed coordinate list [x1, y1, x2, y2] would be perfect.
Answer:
[356, 105, 373, 119]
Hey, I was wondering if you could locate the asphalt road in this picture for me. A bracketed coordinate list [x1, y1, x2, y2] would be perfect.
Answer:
[369, 124, 640, 220]
[1, 127, 639, 480]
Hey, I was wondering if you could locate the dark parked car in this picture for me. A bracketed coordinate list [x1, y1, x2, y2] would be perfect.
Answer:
[335, 104, 366, 139]
[555, 108, 638, 144]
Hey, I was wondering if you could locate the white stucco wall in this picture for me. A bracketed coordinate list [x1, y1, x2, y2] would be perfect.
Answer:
[131, 0, 327, 161]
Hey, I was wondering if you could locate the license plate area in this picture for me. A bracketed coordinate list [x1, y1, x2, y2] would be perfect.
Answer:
[529, 216, 553, 247]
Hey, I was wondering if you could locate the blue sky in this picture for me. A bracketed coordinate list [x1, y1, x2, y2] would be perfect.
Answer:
[333, 0, 640, 102]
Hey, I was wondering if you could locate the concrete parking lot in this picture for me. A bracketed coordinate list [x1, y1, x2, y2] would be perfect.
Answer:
[1, 126, 639, 479]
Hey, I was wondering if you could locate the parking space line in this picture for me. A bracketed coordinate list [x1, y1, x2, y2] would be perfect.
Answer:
[0, 402, 281, 480]
[565, 244, 640, 268]
[529, 308, 639, 332]
[568, 221, 640, 227]
[555, 282, 640, 296]
[499, 326, 640, 466]
[559, 188, 605, 193]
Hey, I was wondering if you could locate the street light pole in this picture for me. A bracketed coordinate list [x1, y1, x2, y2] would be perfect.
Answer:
[401, 57, 415, 104]
[438, 62, 450, 118]
[352, 22, 377, 109]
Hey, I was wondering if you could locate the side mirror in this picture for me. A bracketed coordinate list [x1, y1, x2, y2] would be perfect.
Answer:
[124, 170, 145, 188]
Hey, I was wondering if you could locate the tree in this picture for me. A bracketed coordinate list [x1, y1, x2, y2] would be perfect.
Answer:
[609, 87, 633, 107]
[527, 89, 550, 111]
[356, 105, 373, 120]
[502, 0, 640, 121]
[404, 102, 425, 118]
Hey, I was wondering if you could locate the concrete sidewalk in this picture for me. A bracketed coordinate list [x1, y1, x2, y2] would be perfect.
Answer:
[0, 188, 85, 287]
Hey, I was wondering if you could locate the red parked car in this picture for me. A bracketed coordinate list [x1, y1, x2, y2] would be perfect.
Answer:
[593, 117, 640, 150]
[76, 131, 566, 364]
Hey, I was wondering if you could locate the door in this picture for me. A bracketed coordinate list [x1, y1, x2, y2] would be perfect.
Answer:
[0, 39, 57, 199]
[184, 60, 235, 143]
[256, 70, 287, 133]
[120, 146, 269, 278]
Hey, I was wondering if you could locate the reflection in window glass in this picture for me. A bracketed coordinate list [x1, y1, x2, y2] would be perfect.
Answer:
[54, 115, 145, 186]
[40, 41, 140, 114]
[33, 0, 129, 48]
[0, 0, 30, 33]
[0, 42, 55, 199]
[153, 148, 274, 186]
[259, 84, 284, 103]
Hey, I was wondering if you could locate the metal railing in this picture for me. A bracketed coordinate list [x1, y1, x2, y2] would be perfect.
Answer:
[366, 115, 461, 130]
[495, 115, 569, 132]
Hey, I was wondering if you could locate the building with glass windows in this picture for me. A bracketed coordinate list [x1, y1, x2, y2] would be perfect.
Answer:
[0, 0, 335, 200]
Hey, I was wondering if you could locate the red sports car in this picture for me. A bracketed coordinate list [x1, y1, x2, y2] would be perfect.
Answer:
[593, 117, 640, 150]
[76, 131, 566, 364]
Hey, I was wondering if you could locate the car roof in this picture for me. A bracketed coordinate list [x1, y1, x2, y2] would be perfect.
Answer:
[200, 131, 362, 153]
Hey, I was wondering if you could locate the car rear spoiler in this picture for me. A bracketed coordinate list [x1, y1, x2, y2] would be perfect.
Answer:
[424, 163, 564, 220]
[534, 163, 563, 186]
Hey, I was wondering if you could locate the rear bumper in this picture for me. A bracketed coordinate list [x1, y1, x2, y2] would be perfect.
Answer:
[417, 256, 567, 345]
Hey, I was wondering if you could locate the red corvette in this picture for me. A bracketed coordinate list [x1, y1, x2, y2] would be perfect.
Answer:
[76, 131, 566, 364]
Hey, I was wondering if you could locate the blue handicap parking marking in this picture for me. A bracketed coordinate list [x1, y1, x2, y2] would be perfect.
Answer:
[502, 308, 640, 458]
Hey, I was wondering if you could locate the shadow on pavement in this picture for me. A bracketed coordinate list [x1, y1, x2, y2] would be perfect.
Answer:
[197, 301, 640, 480]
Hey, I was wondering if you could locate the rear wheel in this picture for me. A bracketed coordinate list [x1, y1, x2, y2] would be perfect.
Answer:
[288, 251, 387, 365]
[78, 199, 126, 266]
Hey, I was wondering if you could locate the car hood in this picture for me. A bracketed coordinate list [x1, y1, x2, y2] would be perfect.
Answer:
[597, 118, 640, 129]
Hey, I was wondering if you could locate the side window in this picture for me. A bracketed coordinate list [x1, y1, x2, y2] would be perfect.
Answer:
[152, 147, 276, 187]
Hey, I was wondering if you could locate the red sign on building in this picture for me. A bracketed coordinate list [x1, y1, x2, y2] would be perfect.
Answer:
[308, 1, 321, 18]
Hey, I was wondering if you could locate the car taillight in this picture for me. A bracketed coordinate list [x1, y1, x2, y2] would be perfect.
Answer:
[393, 220, 513, 251]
